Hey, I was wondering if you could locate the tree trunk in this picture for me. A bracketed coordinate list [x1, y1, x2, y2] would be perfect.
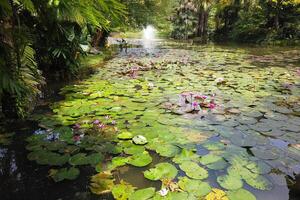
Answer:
[274, 14, 279, 30]
[92, 29, 103, 48]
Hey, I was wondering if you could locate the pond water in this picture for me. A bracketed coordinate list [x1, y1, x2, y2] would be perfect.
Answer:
[1, 40, 300, 200]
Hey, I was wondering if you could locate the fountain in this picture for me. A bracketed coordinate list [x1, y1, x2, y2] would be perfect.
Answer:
[142, 25, 157, 50]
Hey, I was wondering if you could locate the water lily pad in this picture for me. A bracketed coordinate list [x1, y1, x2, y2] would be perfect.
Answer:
[144, 162, 178, 181]
[127, 151, 152, 167]
[172, 149, 200, 164]
[246, 160, 271, 174]
[202, 141, 225, 151]
[124, 145, 145, 155]
[217, 174, 243, 190]
[200, 154, 223, 165]
[108, 156, 129, 170]
[129, 187, 156, 200]
[90, 171, 114, 195]
[28, 151, 69, 166]
[112, 180, 136, 200]
[179, 161, 208, 180]
[251, 147, 280, 160]
[118, 132, 133, 140]
[178, 177, 211, 197]
[244, 175, 273, 190]
[49, 167, 80, 182]
[132, 135, 148, 145]
[155, 144, 180, 158]
[227, 189, 256, 200]
[205, 188, 229, 200]
[69, 153, 89, 165]
[206, 159, 228, 170]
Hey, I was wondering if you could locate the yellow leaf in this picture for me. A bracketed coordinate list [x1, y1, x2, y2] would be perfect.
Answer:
[205, 188, 229, 200]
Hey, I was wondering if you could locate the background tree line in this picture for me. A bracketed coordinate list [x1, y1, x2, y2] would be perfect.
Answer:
[171, 0, 300, 43]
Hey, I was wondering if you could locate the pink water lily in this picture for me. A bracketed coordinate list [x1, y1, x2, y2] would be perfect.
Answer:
[73, 134, 81, 142]
[111, 120, 117, 125]
[98, 124, 105, 129]
[296, 69, 300, 76]
[73, 124, 81, 129]
[105, 115, 110, 120]
[93, 119, 100, 125]
[192, 101, 199, 107]
[209, 102, 216, 109]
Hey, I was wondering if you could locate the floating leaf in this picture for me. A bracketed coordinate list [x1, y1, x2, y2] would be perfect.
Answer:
[200, 154, 223, 165]
[69, 153, 89, 165]
[179, 161, 208, 180]
[90, 171, 114, 195]
[155, 144, 180, 158]
[172, 149, 200, 164]
[118, 132, 133, 140]
[28, 151, 69, 166]
[251, 147, 280, 160]
[217, 175, 243, 190]
[108, 156, 129, 170]
[205, 188, 229, 200]
[112, 180, 136, 200]
[244, 175, 273, 190]
[124, 145, 145, 155]
[246, 160, 271, 175]
[227, 189, 256, 200]
[178, 177, 211, 197]
[49, 167, 80, 182]
[132, 135, 148, 145]
[144, 163, 178, 181]
[129, 187, 156, 200]
[127, 151, 152, 167]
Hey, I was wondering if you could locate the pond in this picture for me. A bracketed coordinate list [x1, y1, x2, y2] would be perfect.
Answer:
[1, 40, 300, 200]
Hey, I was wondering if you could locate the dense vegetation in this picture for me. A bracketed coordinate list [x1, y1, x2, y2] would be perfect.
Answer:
[171, 0, 300, 43]
[0, 0, 299, 118]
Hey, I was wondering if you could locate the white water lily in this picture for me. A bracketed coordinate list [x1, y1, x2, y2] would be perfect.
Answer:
[159, 188, 169, 196]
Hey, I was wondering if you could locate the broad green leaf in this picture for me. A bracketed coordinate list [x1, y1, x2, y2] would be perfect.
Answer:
[144, 162, 178, 181]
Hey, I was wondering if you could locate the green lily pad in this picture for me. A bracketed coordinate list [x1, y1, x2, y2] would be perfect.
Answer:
[206, 159, 228, 170]
[202, 141, 225, 151]
[127, 151, 152, 167]
[129, 187, 156, 200]
[132, 135, 148, 145]
[227, 189, 256, 200]
[108, 156, 129, 170]
[144, 162, 178, 181]
[118, 132, 133, 140]
[86, 153, 104, 166]
[69, 153, 89, 165]
[155, 144, 180, 158]
[246, 160, 271, 175]
[178, 177, 211, 197]
[124, 145, 145, 155]
[172, 149, 200, 164]
[244, 175, 273, 190]
[179, 161, 208, 180]
[152, 191, 189, 200]
[28, 151, 69, 166]
[112, 180, 136, 200]
[49, 167, 80, 182]
[200, 154, 223, 165]
[217, 174, 243, 190]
